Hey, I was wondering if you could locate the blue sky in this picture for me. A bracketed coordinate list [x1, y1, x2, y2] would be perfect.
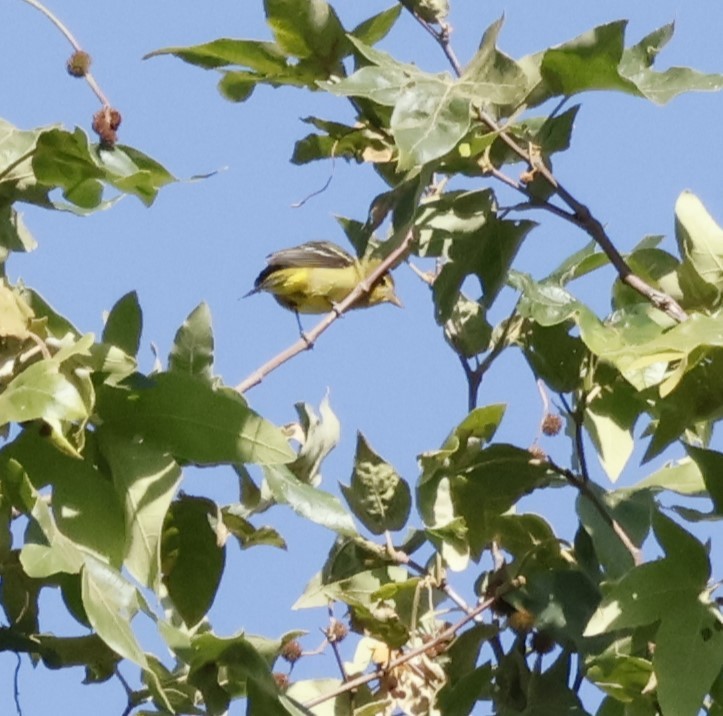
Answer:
[2, 1, 723, 713]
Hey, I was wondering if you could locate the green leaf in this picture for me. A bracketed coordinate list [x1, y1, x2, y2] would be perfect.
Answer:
[491, 513, 564, 568]
[263, 464, 356, 537]
[34, 633, 121, 677]
[0, 358, 87, 429]
[685, 446, 723, 515]
[340, 432, 411, 534]
[161, 495, 225, 627]
[221, 509, 287, 550]
[443, 295, 492, 359]
[0, 552, 40, 632]
[145, 38, 321, 100]
[188, 632, 288, 714]
[0, 281, 34, 339]
[576, 487, 652, 579]
[584, 384, 640, 482]
[145, 38, 289, 71]
[540, 21, 637, 97]
[286, 393, 340, 486]
[584, 560, 681, 636]
[436, 218, 536, 317]
[419, 404, 507, 486]
[391, 77, 472, 170]
[98, 428, 182, 587]
[522, 652, 589, 715]
[518, 321, 586, 394]
[620, 23, 723, 104]
[97, 144, 176, 207]
[326, 38, 526, 169]
[654, 600, 723, 716]
[0, 206, 37, 263]
[586, 638, 654, 706]
[96, 372, 294, 465]
[675, 191, 723, 308]
[421, 442, 549, 560]
[350, 6, 402, 47]
[652, 510, 710, 584]
[632, 457, 707, 496]
[461, 17, 529, 110]
[32, 128, 105, 208]
[0, 123, 177, 210]
[17, 286, 80, 340]
[263, 0, 346, 64]
[81, 556, 147, 668]
[4, 428, 126, 565]
[612, 247, 684, 309]
[102, 291, 142, 357]
[545, 240, 609, 286]
[168, 302, 214, 379]
[291, 117, 392, 165]
[645, 346, 723, 460]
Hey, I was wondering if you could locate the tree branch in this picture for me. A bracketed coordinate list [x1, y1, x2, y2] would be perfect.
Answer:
[399, 3, 689, 324]
[303, 596, 496, 709]
[546, 458, 643, 566]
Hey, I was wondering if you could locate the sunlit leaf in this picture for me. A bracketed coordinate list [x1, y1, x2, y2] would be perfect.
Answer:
[96, 372, 294, 465]
[341, 432, 411, 534]
[81, 556, 147, 667]
[99, 428, 182, 587]
[168, 302, 214, 379]
[264, 464, 356, 537]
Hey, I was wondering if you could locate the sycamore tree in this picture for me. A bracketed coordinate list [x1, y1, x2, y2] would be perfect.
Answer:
[1, 1, 722, 714]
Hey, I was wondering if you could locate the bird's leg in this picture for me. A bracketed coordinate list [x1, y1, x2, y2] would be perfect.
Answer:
[295, 310, 313, 348]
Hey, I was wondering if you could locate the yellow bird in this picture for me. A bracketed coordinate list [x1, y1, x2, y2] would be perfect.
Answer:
[245, 241, 401, 332]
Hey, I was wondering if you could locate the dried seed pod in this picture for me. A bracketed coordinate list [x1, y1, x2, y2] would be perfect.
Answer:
[67, 50, 92, 77]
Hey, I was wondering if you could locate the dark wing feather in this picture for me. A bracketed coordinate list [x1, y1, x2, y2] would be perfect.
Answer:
[263, 241, 355, 270]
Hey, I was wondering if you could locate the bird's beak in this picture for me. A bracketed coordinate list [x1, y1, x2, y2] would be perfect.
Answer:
[388, 293, 403, 308]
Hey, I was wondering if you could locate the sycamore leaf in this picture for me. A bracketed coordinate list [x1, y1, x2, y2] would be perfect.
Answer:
[96, 372, 294, 465]
[264, 464, 356, 536]
[102, 291, 142, 358]
[168, 302, 214, 379]
[81, 556, 147, 668]
[341, 432, 411, 534]
[161, 496, 225, 627]
[98, 428, 182, 588]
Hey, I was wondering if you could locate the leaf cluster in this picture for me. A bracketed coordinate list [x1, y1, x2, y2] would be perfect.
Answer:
[1, 1, 722, 715]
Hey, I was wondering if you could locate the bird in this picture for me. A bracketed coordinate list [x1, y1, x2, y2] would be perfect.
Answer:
[244, 241, 402, 334]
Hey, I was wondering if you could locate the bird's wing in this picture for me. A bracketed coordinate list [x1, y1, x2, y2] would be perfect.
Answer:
[264, 241, 356, 269]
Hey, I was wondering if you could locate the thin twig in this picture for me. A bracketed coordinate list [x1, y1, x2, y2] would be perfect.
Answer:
[291, 141, 338, 208]
[20, 0, 111, 107]
[326, 607, 349, 685]
[475, 105, 688, 323]
[236, 230, 414, 393]
[303, 596, 496, 709]
[547, 458, 642, 565]
[559, 393, 591, 482]
[13, 654, 22, 716]
[572, 653, 585, 693]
